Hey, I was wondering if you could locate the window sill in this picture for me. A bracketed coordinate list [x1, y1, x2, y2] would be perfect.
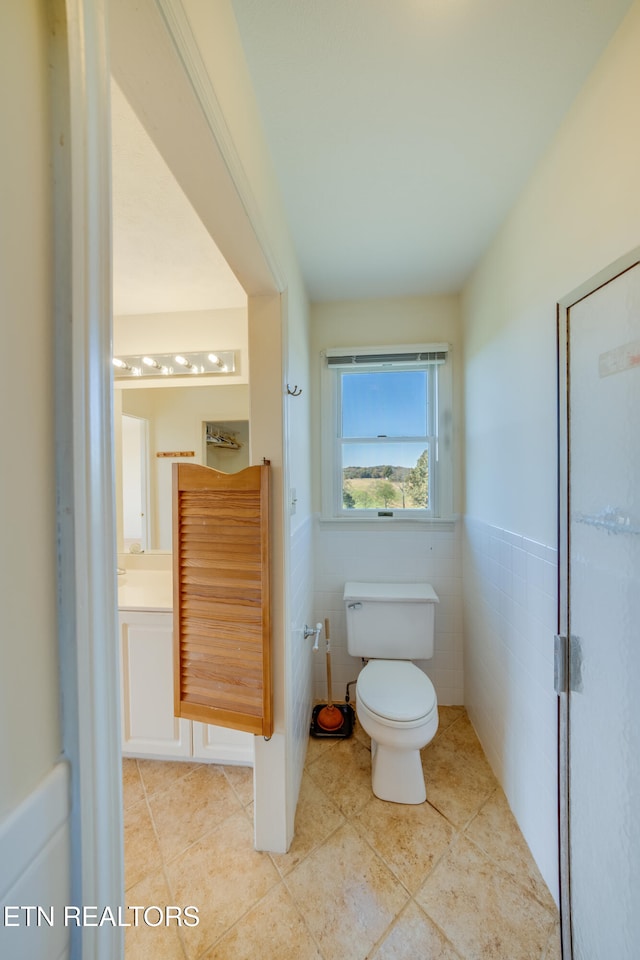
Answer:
[317, 514, 458, 531]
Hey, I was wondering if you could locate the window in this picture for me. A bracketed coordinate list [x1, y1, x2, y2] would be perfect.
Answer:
[321, 344, 453, 520]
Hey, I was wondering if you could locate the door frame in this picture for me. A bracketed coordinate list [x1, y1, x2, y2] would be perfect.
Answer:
[54, 1, 124, 957]
[58, 7, 291, 950]
[556, 244, 640, 959]
[109, 0, 290, 850]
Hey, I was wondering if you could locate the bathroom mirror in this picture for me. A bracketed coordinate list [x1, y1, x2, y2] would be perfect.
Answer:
[116, 383, 249, 552]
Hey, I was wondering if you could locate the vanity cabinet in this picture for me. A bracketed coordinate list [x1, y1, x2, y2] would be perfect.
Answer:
[192, 721, 254, 764]
[119, 611, 191, 758]
[118, 609, 253, 764]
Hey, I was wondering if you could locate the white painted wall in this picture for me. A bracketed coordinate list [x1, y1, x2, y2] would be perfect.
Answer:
[0, 5, 71, 955]
[310, 296, 464, 703]
[462, 0, 640, 904]
[281, 283, 315, 827]
[0, 0, 62, 823]
[113, 307, 249, 386]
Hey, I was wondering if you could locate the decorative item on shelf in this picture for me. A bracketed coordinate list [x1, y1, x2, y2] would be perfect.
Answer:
[286, 384, 302, 396]
[156, 451, 196, 458]
[205, 427, 243, 450]
[112, 349, 236, 380]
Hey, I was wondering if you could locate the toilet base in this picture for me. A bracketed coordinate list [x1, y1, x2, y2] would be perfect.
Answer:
[370, 740, 426, 804]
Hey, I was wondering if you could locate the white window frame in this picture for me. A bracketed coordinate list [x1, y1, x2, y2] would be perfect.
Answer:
[320, 343, 454, 521]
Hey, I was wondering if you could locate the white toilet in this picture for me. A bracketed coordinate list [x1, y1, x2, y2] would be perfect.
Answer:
[344, 581, 439, 804]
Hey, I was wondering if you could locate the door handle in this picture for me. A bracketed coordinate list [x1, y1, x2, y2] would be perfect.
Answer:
[554, 635, 583, 694]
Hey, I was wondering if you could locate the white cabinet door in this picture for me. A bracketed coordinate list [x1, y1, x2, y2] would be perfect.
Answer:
[191, 720, 254, 765]
[119, 611, 191, 758]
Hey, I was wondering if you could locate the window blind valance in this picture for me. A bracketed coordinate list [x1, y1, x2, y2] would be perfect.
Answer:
[324, 343, 448, 368]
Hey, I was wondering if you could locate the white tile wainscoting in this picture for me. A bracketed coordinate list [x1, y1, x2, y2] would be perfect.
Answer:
[288, 515, 316, 817]
[463, 516, 559, 904]
[313, 519, 464, 706]
[310, 514, 558, 902]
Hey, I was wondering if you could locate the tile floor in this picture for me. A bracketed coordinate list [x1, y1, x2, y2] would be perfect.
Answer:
[123, 707, 561, 959]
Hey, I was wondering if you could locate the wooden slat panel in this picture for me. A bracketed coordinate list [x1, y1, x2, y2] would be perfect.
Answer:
[173, 463, 272, 737]
[179, 701, 265, 736]
[180, 600, 262, 622]
[181, 627, 263, 648]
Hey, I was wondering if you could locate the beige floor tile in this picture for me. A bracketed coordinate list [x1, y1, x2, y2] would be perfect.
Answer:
[123, 759, 145, 810]
[285, 822, 409, 960]
[124, 735, 559, 960]
[222, 764, 254, 806]
[416, 836, 556, 960]
[304, 732, 342, 768]
[434, 705, 466, 736]
[543, 921, 562, 960]
[270, 772, 346, 876]
[444, 713, 490, 753]
[201, 882, 322, 960]
[137, 759, 199, 798]
[306, 736, 373, 817]
[352, 795, 456, 893]
[124, 799, 163, 891]
[370, 900, 463, 960]
[164, 811, 280, 959]
[124, 869, 186, 960]
[243, 800, 254, 825]
[465, 788, 557, 910]
[149, 764, 242, 863]
[351, 714, 370, 748]
[422, 719, 497, 827]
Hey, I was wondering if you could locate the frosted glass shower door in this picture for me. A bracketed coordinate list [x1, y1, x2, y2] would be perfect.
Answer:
[562, 259, 640, 958]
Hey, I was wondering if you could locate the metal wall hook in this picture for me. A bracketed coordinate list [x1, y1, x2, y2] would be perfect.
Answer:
[286, 384, 302, 397]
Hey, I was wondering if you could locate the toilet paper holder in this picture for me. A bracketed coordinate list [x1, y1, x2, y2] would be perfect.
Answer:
[304, 623, 323, 650]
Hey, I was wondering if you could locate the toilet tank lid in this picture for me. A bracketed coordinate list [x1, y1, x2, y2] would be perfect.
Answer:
[344, 581, 439, 603]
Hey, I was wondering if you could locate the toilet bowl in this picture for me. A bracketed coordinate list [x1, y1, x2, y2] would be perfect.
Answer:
[356, 659, 438, 804]
[344, 581, 440, 805]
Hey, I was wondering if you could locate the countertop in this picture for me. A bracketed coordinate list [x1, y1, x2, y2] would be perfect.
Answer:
[117, 569, 173, 612]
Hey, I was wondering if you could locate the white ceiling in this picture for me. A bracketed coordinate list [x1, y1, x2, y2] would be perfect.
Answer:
[111, 80, 247, 316]
[229, 0, 633, 301]
[112, 2, 633, 312]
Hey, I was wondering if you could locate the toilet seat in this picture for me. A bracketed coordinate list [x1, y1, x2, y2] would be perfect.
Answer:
[357, 660, 436, 724]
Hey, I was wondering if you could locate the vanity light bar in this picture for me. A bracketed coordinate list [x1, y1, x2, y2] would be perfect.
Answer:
[112, 350, 236, 380]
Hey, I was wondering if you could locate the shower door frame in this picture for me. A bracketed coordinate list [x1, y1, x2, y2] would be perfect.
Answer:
[556, 244, 640, 959]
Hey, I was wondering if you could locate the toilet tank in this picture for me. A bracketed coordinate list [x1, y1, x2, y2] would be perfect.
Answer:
[344, 582, 439, 659]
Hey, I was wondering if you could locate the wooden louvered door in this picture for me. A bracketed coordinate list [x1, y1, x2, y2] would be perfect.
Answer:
[172, 462, 272, 737]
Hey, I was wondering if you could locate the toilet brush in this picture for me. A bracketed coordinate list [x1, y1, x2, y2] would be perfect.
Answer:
[316, 618, 345, 732]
